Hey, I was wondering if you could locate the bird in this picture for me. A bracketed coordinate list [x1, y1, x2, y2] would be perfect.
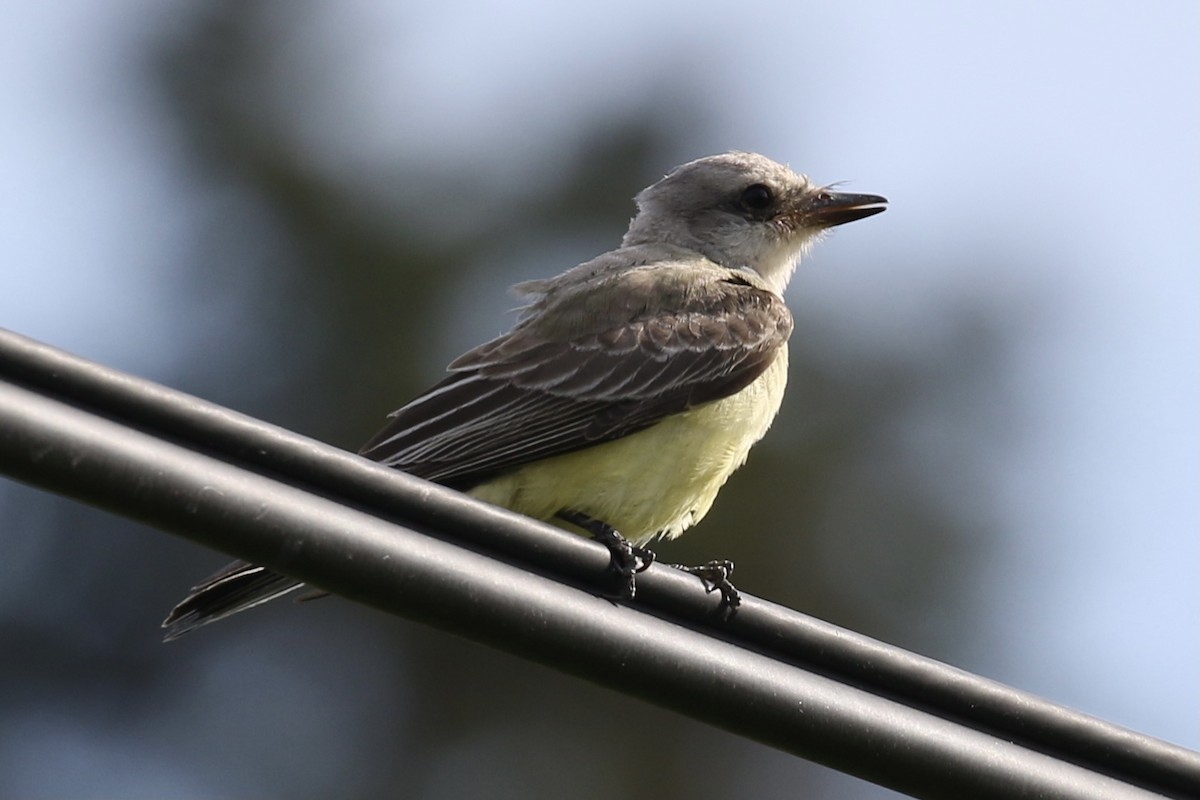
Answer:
[162, 151, 886, 640]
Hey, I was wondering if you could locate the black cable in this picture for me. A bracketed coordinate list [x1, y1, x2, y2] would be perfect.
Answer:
[2, 327, 1198, 799]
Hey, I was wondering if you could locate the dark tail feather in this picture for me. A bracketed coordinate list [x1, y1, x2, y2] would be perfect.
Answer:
[162, 560, 304, 641]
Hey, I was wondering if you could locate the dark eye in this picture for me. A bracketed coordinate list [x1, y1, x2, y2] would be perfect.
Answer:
[739, 183, 774, 211]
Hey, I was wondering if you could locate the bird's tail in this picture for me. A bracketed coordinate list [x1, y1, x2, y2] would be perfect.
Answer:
[162, 560, 304, 641]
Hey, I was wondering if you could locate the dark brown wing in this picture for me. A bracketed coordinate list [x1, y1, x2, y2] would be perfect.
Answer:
[359, 270, 792, 489]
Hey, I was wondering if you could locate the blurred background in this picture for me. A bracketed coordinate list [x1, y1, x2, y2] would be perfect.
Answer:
[1, 1, 1196, 797]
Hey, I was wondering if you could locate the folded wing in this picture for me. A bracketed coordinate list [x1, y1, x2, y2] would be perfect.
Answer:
[359, 269, 793, 489]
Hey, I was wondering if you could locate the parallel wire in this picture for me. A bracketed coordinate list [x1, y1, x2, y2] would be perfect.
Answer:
[1, 328, 1197, 800]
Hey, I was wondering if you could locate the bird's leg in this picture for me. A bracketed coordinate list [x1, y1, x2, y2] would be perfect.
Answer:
[666, 559, 741, 617]
[556, 510, 655, 598]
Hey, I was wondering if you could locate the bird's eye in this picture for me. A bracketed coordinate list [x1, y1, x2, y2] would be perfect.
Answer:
[739, 183, 774, 211]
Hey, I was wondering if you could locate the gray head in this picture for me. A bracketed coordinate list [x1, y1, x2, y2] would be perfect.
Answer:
[622, 152, 886, 293]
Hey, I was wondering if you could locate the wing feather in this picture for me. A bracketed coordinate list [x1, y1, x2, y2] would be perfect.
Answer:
[359, 269, 792, 489]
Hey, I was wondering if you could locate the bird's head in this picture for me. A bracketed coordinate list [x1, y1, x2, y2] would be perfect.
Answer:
[623, 151, 886, 294]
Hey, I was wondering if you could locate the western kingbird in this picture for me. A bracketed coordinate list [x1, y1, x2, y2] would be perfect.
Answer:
[163, 151, 886, 639]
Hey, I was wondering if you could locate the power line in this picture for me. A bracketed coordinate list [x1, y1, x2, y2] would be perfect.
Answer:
[1, 327, 1197, 799]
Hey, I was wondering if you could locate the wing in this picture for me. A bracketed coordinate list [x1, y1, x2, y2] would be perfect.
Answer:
[359, 267, 793, 490]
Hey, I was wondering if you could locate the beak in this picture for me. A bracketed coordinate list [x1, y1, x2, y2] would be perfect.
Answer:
[802, 190, 888, 227]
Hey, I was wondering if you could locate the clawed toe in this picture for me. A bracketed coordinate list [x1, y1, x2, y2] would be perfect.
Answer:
[555, 511, 737, 613]
[556, 510, 655, 599]
[668, 559, 740, 617]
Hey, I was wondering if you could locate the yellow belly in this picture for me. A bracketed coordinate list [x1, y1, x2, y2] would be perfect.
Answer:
[468, 346, 788, 546]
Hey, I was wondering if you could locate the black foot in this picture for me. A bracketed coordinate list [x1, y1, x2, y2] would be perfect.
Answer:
[668, 559, 740, 617]
[557, 510, 654, 598]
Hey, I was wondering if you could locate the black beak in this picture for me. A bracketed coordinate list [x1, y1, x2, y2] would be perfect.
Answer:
[804, 190, 888, 227]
